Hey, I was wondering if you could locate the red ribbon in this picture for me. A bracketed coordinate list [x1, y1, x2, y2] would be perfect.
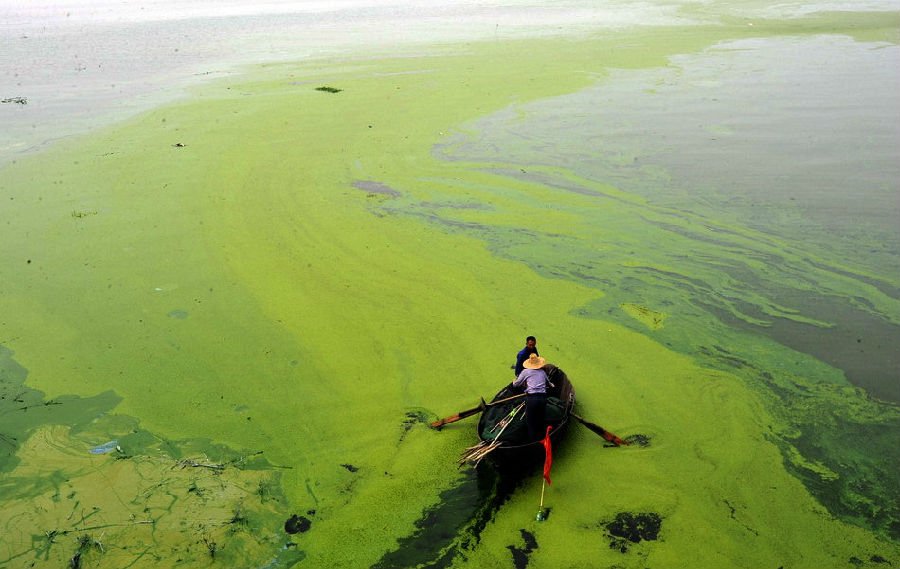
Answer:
[541, 425, 553, 485]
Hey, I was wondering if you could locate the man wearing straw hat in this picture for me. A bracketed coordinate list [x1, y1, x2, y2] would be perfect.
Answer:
[512, 353, 550, 441]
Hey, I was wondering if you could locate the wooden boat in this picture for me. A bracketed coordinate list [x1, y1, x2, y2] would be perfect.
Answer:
[460, 364, 575, 467]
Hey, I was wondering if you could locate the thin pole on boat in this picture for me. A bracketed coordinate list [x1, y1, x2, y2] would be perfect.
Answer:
[536, 425, 553, 522]
[537, 479, 547, 521]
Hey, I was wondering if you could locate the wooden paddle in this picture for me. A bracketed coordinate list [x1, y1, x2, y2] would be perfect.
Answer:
[570, 412, 629, 446]
[430, 392, 527, 429]
[545, 399, 628, 446]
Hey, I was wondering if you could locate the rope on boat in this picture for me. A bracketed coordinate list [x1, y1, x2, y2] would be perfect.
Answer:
[458, 402, 525, 466]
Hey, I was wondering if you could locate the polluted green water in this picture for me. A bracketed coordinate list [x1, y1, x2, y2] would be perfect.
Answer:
[1, 7, 899, 569]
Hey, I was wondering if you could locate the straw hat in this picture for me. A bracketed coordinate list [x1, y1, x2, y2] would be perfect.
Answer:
[523, 353, 546, 369]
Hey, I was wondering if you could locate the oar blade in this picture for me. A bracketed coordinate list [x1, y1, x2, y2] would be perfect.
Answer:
[572, 413, 629, 446]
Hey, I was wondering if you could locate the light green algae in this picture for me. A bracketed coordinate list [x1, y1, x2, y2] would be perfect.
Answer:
[1, 11, 898, 569]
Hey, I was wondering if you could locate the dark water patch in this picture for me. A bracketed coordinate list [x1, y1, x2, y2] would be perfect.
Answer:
[372, 466, 523, 569]
[605, 512, 662, 553]
[340, 463, 359, 473]
[699, 290, 900, 404]
[779, 415, 900, 541]
[506, 529, 538, 569]
[352, 180, 400, 197]
[622, 252, 900, 403]
[803, 257, 900, 302]
[284, 514, 312, 534]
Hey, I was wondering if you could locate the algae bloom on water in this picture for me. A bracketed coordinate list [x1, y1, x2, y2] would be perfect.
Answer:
[0, 2, 899, 568]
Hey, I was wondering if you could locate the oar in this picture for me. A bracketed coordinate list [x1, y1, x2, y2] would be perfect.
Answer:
[546, 399, 628, 446]
[430, 392, 527, 429]
[570, 412, 629, 446]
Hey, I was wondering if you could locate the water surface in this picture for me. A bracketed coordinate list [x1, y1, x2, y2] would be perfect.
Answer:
[1, 1, 899, 568]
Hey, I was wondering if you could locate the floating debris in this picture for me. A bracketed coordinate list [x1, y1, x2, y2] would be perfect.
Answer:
[88, 440, 119, 454]
[606, 512, 662, 553]
[1, 96, 27, 105]
[284, 514, 311, 534]
[315, 86, 342, 93]
[624, 434, 652, 447]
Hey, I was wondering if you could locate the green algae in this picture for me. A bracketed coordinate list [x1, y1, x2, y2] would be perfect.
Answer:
[0, 347, 304, 568]
[0, 345, 122, 474]
[0, 9, 898, 569]
[620, 303, 667, 330]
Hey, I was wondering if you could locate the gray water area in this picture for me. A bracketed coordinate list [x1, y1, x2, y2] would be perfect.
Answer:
[435, 33, 900, 402]
[0, 0, 694, 167]
[440, 34, 900, 251]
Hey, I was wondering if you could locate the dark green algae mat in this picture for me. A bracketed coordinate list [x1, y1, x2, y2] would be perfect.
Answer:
[2, 13, 899, 569]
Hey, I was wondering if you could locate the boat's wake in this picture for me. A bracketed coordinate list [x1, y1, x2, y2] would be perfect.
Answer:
[371, 465, 527, 569]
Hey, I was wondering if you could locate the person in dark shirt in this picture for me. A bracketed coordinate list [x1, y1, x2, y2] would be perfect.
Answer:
[514, 336, 538, 377]
[512, 353, 549, 440]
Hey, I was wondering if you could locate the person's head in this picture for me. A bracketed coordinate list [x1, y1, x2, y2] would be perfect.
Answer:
[525, 336, 537, 350]
[523, 353, 546, 369]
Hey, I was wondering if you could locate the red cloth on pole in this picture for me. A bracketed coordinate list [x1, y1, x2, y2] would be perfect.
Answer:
[542, 425, 553, 485]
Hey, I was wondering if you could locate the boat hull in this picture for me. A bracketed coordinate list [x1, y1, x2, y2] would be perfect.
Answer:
[475, 364, 575, 469]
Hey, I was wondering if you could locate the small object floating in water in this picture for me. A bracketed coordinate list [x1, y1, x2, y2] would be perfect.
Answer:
[535, 508, 550, 522]
[314, 86, 342, 93]
[89, 440, 118, 454]
[172, 142, 186, 147]
[624, 433, 651, 447]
